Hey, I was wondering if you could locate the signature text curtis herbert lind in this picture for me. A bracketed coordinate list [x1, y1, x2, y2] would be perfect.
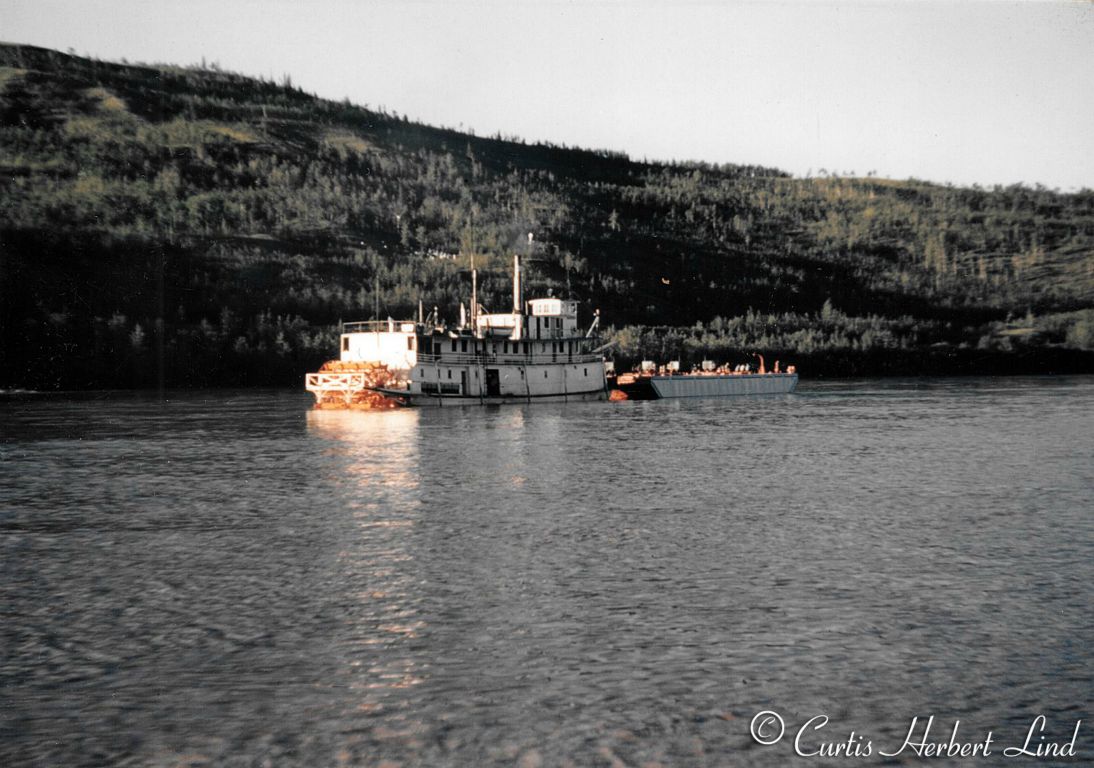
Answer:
[752, 713, 1082, 759]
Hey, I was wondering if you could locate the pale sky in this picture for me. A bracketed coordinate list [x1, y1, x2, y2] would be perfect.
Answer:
[3, 0, 1092, 190]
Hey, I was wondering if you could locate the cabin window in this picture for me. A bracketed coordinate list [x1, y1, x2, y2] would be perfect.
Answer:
[522, 342, 529, 354]
[544, 371, 548, 378]
[584, 368, 588, 376]
[451, 339, 457, 352]
[461, 339, 468, 353]
[447, 369, 452, 379]
[503, 341, 508, 354]
[419, 368, 424, 377]
[341, 337, 349, 352]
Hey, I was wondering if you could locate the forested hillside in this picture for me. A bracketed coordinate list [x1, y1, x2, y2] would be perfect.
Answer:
[2, 43, 1093, 388]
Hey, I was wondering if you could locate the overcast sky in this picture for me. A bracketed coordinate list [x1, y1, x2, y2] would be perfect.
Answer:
[3, 0, 1092, 190]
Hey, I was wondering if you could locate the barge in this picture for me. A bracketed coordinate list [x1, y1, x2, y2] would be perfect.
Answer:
[608, 359, 798, 400]
[608, 367, 796, 402]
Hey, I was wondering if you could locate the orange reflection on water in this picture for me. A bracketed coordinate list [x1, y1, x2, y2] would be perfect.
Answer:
[306, 408, 422, 493]
[306, 407, 429, 724]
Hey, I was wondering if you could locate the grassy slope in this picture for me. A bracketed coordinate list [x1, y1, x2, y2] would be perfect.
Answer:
[1, 43, 1092, 388]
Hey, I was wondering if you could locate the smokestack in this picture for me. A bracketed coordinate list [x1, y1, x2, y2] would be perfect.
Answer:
[512, 253, 521, 314]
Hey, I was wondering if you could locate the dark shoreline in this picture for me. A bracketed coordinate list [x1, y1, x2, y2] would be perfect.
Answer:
[767, 346, 1094, 378]
[3, 370, 1093, 399]
[4, 344, 1093, 393]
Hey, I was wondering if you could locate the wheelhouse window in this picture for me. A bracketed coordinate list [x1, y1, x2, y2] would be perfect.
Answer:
[341, 337, 349, 352]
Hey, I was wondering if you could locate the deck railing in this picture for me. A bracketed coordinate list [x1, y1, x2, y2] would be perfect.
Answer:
[305, 372, 370, 391]
[415, 351, 604, 365]
[342, 320, 417, 334]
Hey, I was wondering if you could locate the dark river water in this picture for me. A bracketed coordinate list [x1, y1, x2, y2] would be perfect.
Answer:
[2, 378, 1092, 767]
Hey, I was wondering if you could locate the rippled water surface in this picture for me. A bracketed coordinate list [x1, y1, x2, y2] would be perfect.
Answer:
[2, 379, 1092, 767]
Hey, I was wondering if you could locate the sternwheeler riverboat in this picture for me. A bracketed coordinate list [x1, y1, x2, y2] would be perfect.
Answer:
[305, 256, 609, 408]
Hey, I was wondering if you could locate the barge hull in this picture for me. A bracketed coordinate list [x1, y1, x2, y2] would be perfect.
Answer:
[649, 372, 798, 399]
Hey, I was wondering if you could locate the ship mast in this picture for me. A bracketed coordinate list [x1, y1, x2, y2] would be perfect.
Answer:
[465, 219, 479, 338]
[471, 251, 478, 337]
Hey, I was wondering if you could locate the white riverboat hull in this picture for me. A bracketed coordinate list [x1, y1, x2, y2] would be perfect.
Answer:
[374, 386, 608, 407]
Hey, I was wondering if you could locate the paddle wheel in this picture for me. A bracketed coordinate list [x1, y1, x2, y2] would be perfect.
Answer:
[305, 360, 405, 409]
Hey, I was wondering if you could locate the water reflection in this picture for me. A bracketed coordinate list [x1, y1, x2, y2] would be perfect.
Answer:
[306, 409, 430, 746]
[306, 408, 422, 486]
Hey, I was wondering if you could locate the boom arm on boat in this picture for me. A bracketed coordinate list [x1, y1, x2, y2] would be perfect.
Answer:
[586, 309, 600, 338]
